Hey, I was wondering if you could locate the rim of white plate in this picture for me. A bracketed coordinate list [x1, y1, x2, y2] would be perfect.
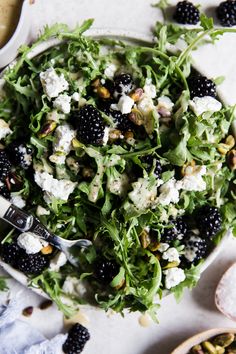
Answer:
[0, 29, 231, 299]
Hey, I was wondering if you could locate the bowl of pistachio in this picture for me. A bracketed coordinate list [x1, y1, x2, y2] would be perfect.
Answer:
[171, 328, 236, 354]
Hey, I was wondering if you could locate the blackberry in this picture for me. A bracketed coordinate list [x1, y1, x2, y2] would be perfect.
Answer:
[94, 257, 119, 284]
[113, 73, 134, 98]
[216, 0, 236, 27]
[0, 184, 10, 199]
[0, 150, 11, 182]
[173, 1, 200, 25]
[18, 252, 49, 275]
[188, 75, 217, 99]
[7, 142, 33, 169]
[161, 217, 188, 243]
[76, 105, 106, 145]
[63, 323, 90, 354]
[196, 205, 222, 238]
[101, 104, 134, 132]
[0, 243, 22, 267]
[141, 155, 162, 178]
[183, 232, 208, 264]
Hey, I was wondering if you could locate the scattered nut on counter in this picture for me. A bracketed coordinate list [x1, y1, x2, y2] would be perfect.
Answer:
[188, 333, 236, 354]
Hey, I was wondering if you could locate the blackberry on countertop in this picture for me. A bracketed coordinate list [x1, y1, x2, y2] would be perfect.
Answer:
[196, 205, 222, 238]
[0, 150, 11, 182]
[161, 217, 188, 243]
[141, 155, 162, 178]
[183, 232, 209, 264]
[94, 257, 119, 284]
[188, 75, 217, 99]
[7, 142, 33, 169]
[216, 0, 236, 27]
[18, 252, 49, 275]
[173, 1, 200, 25]
[0, 243, 22, 267]
[76, 105, 106, 145]
[63, 323, 90, 354]
[113, 73, 134, 98]
[0, 184, 10, 199]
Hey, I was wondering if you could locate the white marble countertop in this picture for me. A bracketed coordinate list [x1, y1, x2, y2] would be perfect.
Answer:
[1, 1, 236, 353]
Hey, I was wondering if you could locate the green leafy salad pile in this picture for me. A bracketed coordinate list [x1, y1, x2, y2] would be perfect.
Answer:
[0, 15, 236, 320]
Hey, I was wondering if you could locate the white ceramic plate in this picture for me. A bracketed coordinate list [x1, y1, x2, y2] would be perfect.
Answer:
[0, 30, 232, 298]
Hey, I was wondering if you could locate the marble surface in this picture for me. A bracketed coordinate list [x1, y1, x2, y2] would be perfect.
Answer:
[1, 0, 236, 353]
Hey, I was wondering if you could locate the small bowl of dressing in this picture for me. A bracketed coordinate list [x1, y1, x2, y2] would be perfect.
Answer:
[0, 0, 33, 69]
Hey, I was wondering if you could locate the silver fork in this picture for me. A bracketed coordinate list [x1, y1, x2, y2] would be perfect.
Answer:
[0, 196, 92, 267]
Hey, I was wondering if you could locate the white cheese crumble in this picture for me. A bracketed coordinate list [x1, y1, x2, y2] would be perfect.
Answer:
[53, 124, 76, 158]
[10, 195, 26, 209]
[103, 126, 110, 146]
[158, 178, 180, 206]
[157, 96, 174, 117]
[17, 232, 48, 254]
[177, 165, 207, 192]
[162, 247, 180, 263]
[53, 94, 71, 114]
[62, 276, 87, 297]
[164, 267, 186, 289]
[143, 78, 156, 99]
[40, 67, 69, 99]
[158, 243, 170, 253]
[49, 252, 67, 272]
[0, 119, 12, 140]
[36, 205, 50, 217]
[104, 63, 118, 79]
[129, 178, 163, 210]
[111, 95, 134, 114]
[71, 92, 80, 101]
[34, 171, 77, 201]
[189, 96, 222, 116]
[137, 95, 155, 115]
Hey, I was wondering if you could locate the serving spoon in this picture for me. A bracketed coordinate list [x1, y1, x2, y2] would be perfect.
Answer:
[0, 195, 92, 267]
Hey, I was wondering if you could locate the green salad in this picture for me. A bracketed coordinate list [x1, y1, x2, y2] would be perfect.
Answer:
[0, 15, 236, 320]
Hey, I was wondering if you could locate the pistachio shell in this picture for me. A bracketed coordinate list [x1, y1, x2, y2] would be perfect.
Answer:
[213, 334, 235, 348]
[202, 341, 217, 354]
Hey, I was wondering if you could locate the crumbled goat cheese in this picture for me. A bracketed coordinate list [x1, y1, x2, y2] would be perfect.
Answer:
[158, 178, 180, 206]
[103, 126, 110, 146]
[189, 96, 222, 116]
[0, 119, 12, 140]
[17, 232, 48, 254]
[40, 67, 69, 99]
[157, 96, 174, 117]
[111, 95, 134, 114]
[107, 173, 129, 196]
[36, 205, 50, 217]
[71, 92, 80, 101]
[49, 154, 66, 165]
[129, 178, 163, 210]
[10, 195, 26, 209]
[158, 243, 170, 253]
[162, 247, 180, 263]
[177, 165, 207, 192]
[137, 95, 155, 115]
[62, 276, 87, 297]
[53, 94, 71, 114]
[143, 78, 156, 98]
[164, 267, 186, 289]
[53, 124, 76, 157]
[104, 63, 118, 79]
[49, 252, 67, 272]
[34, 171, 77, 201]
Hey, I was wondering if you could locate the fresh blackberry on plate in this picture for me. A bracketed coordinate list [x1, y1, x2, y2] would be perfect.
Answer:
[196, 205, 222, 238]
[0, 184, 10, 199]
[113, 73, 134, 98]
[0, 243, 22, 267]
[7, 142, 33, 169]
[173, 1, 200, 24]
[76, 105, 106, 145]
[183, 232, 208, 264]
[103, 106, 134, 132]
[94, 257, 119, 284]
[141, 155, 162, 178]
[63, 323, 90, 354]
[188, 75, 217, 99]
[0, 150, 11, 182]
[161, 217, 188, 243]
[216, 0, 236, 27]
[18, 252, 49, 275]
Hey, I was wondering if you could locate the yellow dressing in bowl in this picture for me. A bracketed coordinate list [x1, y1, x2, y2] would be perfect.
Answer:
[0, 0, 23, 48]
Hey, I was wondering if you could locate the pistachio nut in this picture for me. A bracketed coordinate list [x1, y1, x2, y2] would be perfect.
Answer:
[213, 334, 235, 348]
[38, 120, 57, 138]
[140, 229, 151, 249]
[218, 135, 235, 155]
[181, 160, 196, 176]
[97, 86, 111, 99]
[129, 88, 144, 102]
[191, 344, 205, 354]
[109, 129, 122, 143]
[148, 241, 160, 252]
[227, 350, 236, 354]
[163, 261, 180, 269]
[129, 108, 145, 126]
[41, 245, 53, 255]
[124, 131, 134, 140]
[202, 341, 217, 354]
[227, 149, 236, 170]
[91, 78, 101, 88]
[71, 138, 83, 148]
[215, 346, 225, 354]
